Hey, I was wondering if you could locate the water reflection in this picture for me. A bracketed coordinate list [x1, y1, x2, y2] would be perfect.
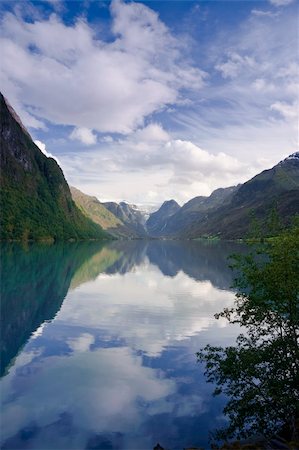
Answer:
[0, 240, 245, 449]
[0, 241, 113, 376]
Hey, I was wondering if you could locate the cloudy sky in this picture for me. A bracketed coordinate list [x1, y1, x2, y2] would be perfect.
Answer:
[0, 0, 298, 207]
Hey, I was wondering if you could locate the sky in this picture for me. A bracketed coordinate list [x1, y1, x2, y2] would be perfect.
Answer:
[0, 0, 298, 207]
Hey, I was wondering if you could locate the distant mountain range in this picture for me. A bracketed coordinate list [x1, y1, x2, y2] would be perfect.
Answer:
[0, 93, 109, 241]
[70, 186, 143, 238]
[146, 199, 180, 235]
[103, 201, 148, 237]
[1, 92, 298, 241]
[145, 153, 299, 239]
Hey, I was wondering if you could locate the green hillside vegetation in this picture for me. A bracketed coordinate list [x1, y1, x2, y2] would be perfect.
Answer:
[71, 186, 144, 238]
[185, 155, 299, 239]
[146, 154, 299, 240]
[150, 154, 299, 240]
[70, 186, 122, 230]
[0, 93, 109, 241]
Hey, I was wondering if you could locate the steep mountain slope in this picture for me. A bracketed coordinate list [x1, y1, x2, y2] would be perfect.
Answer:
[181, 153, 299, 239]
[103, 201, 147, 237]
[153, 186, 238, 237]
[0, 93, 109, 241]
[70, 186, 135, 238]
[146, 199, 180, 236]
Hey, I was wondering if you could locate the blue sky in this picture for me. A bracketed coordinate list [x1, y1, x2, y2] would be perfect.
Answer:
[0, 0, 298, 206]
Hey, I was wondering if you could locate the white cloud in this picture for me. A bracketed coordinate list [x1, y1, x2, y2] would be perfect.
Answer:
[251, 9, 279, 17]
[215, 52, 256, 79]
[251, 78, 275, 92]
[60, 124, 255, 204]
[70, 127, 97, 145]
[0, 0, 206, 134]
[1, 1, 297, 206]
[269, 0, 295, 6]
[101, 135, 114, 143]
[270, 101, 298, 120]
[34, 139, 60, 164]
[133, 123, 170, 142]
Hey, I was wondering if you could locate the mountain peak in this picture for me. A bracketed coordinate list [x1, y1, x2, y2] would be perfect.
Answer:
[161, 199, 180, 209]
[1, 93, 31, 138]
[285, 151, 299, 161]
[277, 152, 299, 168]
[146, 199, 180, 235]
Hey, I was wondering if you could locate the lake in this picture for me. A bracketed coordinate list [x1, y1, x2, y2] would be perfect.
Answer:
[0, 240, 246, 450]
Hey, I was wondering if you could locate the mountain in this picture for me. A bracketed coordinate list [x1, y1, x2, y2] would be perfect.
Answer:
[103, 201, 148, 237]
[150, 186, 238, 237]
[179, 153, 299, 239]
[0, 93, 109, 241]
[70, 186, 136, 238]
[146, 199, 180, 236]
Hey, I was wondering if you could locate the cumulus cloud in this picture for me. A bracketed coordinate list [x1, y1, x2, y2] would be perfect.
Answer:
[215, 52, 256, 79]
[1, 0, 297, 205]
[34, 139, 60, 164]
[0, 0, 206, 134]
[133, 123, 170, 142]
[70, 127, 97, 145]
[60, 123, 255, 204]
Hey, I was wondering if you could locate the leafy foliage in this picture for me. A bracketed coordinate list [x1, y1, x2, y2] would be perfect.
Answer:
[197, 221, 299, 443]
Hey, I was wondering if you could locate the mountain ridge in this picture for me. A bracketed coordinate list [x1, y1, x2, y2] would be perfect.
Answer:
[70, 186, 139, 238]
[146, 199, 180, 236]
[103, 201, 148, 237]
[0, 93, 109, 241]
[146, 154, 299, 239]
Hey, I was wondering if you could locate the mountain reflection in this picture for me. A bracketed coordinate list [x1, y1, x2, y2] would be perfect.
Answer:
[0, 239, 246, 450]
[0, 242, 113, 376]
[105, 240, 246, 290]
[1, 240, 245, 377]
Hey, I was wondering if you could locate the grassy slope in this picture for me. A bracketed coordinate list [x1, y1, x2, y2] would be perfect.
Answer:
[70, 186, 137, 238]
[70, 186, 122, 230]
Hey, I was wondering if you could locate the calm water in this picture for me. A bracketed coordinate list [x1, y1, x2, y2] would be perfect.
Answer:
[0, 240, 246, 450]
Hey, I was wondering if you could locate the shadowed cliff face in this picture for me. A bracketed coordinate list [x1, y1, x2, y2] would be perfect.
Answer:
[146, 200, 180, 236]
[103, 201, 148, 237]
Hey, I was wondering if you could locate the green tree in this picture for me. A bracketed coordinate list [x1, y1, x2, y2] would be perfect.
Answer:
[266, 205, 283, 237]
[198, 221, 299, 445]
